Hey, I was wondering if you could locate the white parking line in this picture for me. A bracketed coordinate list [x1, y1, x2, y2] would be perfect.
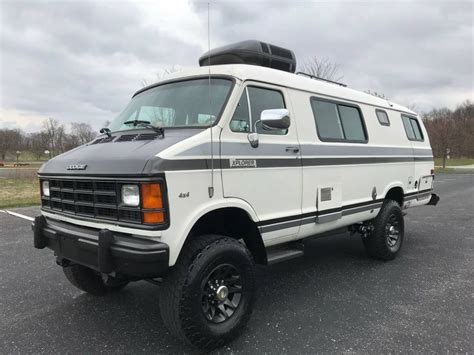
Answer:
[0, 210, 34, 221]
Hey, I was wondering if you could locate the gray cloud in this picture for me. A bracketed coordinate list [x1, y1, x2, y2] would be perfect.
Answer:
[1, 0, 472, 131]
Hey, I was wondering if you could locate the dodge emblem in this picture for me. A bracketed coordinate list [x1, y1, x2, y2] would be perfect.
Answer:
[66, 164, 87, 170]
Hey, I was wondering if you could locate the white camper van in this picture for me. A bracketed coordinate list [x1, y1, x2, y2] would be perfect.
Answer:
[33, 40, 439, 349]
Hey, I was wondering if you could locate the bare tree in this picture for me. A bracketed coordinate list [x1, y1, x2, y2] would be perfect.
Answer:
[299, 57, 343, 81]
[0, 129, 23, 161]
[29, 132, 49, 160]
[42, 117, 64, 156]
[70, 122, 95, 144]
[404, 103, 419, 112]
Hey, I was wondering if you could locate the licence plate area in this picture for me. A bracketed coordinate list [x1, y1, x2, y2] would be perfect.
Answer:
[43, 226, 99, 270]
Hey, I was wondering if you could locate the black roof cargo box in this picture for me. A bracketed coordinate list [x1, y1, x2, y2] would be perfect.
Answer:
[199, 40, 297, 73]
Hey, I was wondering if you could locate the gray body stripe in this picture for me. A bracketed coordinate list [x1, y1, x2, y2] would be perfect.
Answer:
[259, 219, 302, 233]
[341, 202, 382, 216]
[156, 156, 433, 171]
[316, 212, 342, 224]
[259, 202, 383, 233]
[179, 142, 433, 157]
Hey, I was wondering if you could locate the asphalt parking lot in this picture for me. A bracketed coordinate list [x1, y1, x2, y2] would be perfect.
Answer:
[1, 173, 473, 354]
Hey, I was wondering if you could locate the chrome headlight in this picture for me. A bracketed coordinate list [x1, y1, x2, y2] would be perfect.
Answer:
[121, 185, 140, 206]
[42, 181, 50, 197]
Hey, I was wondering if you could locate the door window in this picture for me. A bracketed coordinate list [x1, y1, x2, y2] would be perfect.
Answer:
[230, 86, 287, 135]
[229, 92, 251, 133]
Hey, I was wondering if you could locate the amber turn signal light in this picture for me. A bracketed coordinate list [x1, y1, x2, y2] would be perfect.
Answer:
[143, 211, 165, 224]
[141, 183, 163, 209]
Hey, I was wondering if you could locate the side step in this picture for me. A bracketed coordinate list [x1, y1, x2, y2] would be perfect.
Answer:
[267, 246, 304, 265]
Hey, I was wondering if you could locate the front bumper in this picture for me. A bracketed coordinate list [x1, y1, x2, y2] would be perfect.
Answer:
[33, 215, 169, 278]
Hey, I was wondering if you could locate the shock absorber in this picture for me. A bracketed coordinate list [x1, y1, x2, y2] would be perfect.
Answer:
[349, 222, 374, 238]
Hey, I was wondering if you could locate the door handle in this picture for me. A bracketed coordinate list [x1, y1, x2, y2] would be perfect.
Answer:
[285, 146, 300, 153]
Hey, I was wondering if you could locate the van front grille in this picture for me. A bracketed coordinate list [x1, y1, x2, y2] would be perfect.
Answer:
[41, 178, 141, 223]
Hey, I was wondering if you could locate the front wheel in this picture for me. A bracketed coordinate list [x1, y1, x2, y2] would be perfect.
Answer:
[362, 199, 404, 260]
[159, 235, 255, 350]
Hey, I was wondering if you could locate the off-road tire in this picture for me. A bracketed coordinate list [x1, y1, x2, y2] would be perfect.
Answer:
[63, 264, 128, 296]
[363, 199, 404, 260]
[159, 234, 256, 350]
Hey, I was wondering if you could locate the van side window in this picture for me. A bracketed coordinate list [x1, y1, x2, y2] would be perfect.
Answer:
[310, 98, 367, 143]
[376, 109, 390, 126]
[338, 105, 366, 141]
[401, 114, 424, 141]
[230, 86, 287, 135]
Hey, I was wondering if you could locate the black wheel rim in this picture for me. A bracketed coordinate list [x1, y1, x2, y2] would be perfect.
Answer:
[385, 213, 401, 249]
[201, 264, 243, 324]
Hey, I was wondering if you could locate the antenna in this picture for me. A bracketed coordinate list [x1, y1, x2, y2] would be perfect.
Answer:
[207, 2, 214, 198]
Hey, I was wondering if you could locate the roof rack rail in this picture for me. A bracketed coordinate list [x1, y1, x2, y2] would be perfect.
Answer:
[295, 72, 347, 87]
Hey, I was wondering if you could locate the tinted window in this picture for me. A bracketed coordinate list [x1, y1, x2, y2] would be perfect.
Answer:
[402, 116, 415, 139]
[248, 87, 286, 135]
[376, 109, 390, 126]
[410, 119, 423, 140]
[310, 100, 344, 139]
[401, 115, 423, 141]
[339, 105, 366, 141]
[230, 87, 287, 135]
[310, 98, 367, 142]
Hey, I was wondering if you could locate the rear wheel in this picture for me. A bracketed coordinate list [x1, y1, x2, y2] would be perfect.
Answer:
[362, 199, 404, 260]
[63, 264, 129, 296]
[159, 235, 255, 350]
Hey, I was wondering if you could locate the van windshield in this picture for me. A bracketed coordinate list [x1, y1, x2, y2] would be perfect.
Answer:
[109, 78, 233, 132]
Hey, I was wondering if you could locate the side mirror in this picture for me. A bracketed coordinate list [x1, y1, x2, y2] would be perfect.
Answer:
[260, 109, 291, 130]
[247, 132, 259, 148]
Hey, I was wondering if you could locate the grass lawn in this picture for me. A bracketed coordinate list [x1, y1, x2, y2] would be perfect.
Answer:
[0, 175, 40, 209]
[434, 167, 474, 174]
[434, 158, 474, 167]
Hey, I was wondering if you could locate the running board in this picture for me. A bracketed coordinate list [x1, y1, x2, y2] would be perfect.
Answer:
[267, 248, 304, 265]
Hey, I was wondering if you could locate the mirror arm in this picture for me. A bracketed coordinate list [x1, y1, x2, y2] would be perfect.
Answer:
[253, 119, 261, 133]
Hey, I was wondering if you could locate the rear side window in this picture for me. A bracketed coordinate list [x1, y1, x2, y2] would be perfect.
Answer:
[310, 98, 367, 143]
[310, 100, 343, 139]
[376, 109, 390, 126]
[401, 115, 424, 141]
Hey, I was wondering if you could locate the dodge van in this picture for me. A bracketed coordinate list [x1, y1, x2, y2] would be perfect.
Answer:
[33, 40, 439, 349]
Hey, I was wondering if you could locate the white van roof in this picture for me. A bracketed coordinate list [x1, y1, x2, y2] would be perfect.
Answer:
[142, 64, 417, 116]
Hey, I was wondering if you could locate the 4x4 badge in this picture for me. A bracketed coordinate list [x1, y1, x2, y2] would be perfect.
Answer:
[66, 164, 87, 170]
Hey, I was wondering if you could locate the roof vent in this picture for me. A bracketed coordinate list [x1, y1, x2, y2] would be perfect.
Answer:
[199, 40, 297, 73]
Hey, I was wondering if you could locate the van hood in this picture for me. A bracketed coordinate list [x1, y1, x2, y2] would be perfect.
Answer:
[38, 128, 204, 176]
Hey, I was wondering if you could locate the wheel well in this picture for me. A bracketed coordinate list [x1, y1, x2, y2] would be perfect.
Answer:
[187, 207, 267, 264]
[385, 187, 404, 206]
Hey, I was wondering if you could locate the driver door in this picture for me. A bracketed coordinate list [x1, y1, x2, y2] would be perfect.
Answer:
[220, 82, 302, 244]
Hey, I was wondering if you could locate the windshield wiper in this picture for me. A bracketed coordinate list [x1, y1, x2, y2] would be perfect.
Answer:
[123, 119, 151, 126]
[123, 120, 165, 138]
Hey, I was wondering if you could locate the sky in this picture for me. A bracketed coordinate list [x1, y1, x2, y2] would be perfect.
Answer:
[0, 0, 472, 132]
